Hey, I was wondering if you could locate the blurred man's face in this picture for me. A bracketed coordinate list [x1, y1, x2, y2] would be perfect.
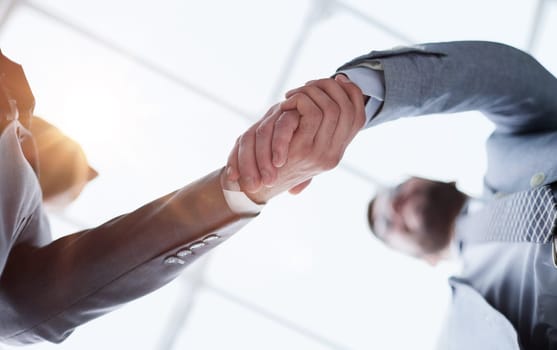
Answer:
[369, 177, 465, 261]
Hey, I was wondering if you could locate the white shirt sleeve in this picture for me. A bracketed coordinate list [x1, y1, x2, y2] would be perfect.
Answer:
[337, 66, 385, 128]
[222, 188, 265, 214]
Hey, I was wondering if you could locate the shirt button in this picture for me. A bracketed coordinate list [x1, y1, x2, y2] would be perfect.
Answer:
[164, 256, 185, 265]
[530, 172, 545, 187]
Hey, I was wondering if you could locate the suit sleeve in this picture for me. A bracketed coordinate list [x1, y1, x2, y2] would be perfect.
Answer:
[0, 168, 255, 344]
[337, 41, 557, 134]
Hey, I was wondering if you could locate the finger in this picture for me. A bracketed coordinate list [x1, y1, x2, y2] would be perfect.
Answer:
[284, 79, 319, 98]
[322, 76, 361, 158]
[285, 86, 302, 99]
[288, 178, 312, 195]
[280, 91, 323, 150]
[235, 103, 279, 188]
[237, 127, 261, 193]
[255, 108, 281, 186]
[226, 137, 241, 182]
[272, 110, 300, 167]
[303, 80, 357, 154]
[336, 74, 366, 137]
[282, 84, 340, 141]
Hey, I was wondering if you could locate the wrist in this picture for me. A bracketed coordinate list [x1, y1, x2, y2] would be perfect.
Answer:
[219, 167, 267, 211]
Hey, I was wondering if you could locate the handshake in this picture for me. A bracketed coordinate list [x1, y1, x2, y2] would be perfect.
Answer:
[223, 75, 366, 204]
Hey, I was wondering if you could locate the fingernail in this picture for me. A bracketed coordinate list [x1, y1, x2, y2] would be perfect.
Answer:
[336, 74, 349, 83]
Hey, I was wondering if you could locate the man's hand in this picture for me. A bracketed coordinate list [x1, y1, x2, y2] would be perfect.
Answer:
[226, 75, 365, 202]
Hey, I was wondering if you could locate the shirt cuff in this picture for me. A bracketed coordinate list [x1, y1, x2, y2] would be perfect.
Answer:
[222, 188, 265, 215]
[338, 67, 385, 128]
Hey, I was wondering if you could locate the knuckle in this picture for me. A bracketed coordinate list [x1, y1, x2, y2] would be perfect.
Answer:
[321, 153, 342, 170]
[255, 124, 270, 138]
[239, 132, 255, 150]
[326, 155, 341, 169]
[270, 102, 281, 113]
[238, 132, 248, 145]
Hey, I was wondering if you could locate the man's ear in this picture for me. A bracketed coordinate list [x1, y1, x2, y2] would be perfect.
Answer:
[87, 166, 99, 181]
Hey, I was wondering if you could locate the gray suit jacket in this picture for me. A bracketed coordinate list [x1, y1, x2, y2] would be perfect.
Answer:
[338, 41, 557, 349]
[0, 118, 256, 344]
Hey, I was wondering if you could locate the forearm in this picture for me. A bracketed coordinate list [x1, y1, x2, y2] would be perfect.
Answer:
[0, 168, 255, 344]
[339, 41, 557, 133]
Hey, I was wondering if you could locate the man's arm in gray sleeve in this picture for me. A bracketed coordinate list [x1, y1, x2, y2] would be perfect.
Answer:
[336, 41, 557, 134]
[0, 169, 256, 345]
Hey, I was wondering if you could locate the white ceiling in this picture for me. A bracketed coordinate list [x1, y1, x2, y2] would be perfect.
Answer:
[0, 0, 554, 349]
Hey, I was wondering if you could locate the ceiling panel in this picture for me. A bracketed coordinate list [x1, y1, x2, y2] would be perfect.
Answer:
[338, 0, 536, 49]
[22, 0, 313, 116]
[273, 11, 404, 100]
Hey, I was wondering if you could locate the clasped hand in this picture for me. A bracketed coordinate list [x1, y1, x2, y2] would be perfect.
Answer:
[225, 75, 366, 203]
